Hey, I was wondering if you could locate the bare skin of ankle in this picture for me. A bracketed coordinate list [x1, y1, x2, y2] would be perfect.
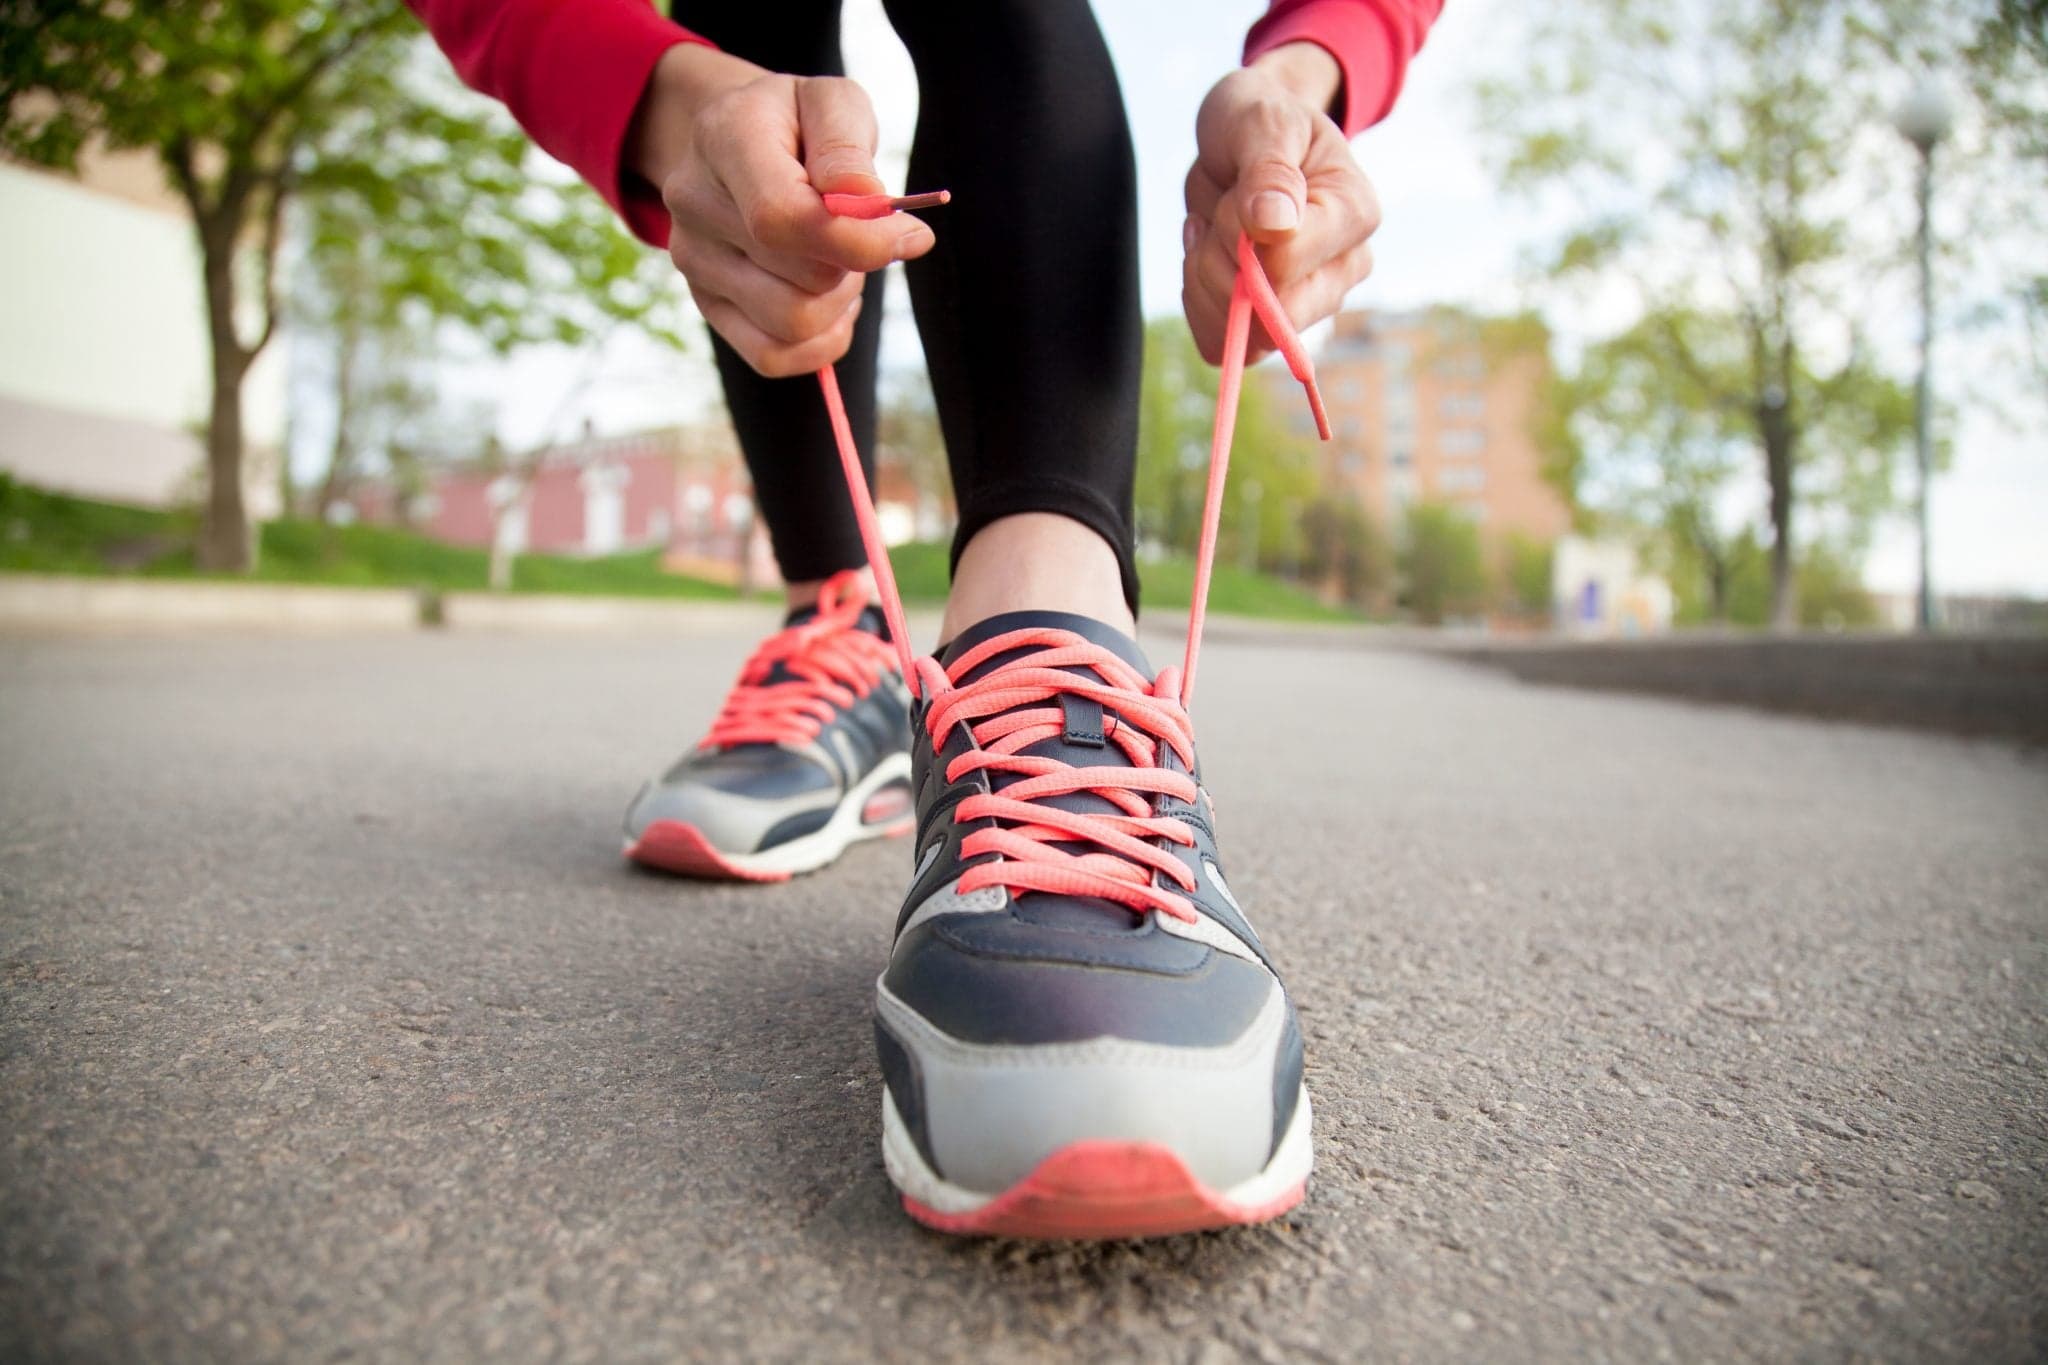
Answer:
[783, 566, 876, 612]
[941, 513, 1135, 643]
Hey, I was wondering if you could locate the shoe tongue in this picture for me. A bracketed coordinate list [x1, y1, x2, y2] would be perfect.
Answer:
[783, 601, 888, 638]
[938, 611, 1157, 929]
[939, 610, 1148, 681]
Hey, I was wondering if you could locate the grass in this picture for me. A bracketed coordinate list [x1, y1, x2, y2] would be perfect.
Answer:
[884, 539, 1355, 623]
[0, 479, 1358, 622]
[0, 479, 740, 599]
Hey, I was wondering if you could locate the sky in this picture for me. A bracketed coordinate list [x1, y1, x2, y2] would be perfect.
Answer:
[397, 0, 2045, 598]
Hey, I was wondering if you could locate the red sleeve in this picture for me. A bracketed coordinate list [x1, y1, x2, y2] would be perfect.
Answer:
[1243, 0, 1444, 137]
[405, 0, 714, 246]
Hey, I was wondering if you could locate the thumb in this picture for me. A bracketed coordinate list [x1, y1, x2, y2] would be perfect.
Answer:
[795, 76, 884, 196]
[1230, 106, 1312, 243]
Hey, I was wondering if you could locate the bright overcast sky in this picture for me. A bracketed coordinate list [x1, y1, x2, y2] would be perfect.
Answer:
[442, 0, 2043, 597]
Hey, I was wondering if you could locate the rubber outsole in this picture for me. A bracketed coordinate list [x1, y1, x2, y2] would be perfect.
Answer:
[624, 819, 795, 881]
[900, 1139, 1307, 1240]
[624, 757, 915, 882]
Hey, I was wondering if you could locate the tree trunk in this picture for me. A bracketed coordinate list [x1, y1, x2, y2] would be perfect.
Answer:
[201, 344, 252, 572]
[315, 323, 360, 523]
[1760, 400, 1797, 633]
[197, 228, 253, 572]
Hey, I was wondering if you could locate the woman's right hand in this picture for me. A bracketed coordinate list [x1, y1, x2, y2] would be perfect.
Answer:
[626, 45, 935, 377]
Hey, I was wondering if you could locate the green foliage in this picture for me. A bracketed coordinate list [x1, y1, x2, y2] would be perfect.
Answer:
[1299, 495, 1392, 609]
[1667, 528, 1877, 629]
[298, 41, 687, 362]
[1502, 533, 1556, 619]
[1400, 502, 1488, 624]
[1134, 319, 1320, 571]
[882, 540, 1354, 623]
[0, 482, 737, 598]
[1474, 0, 2035, 627]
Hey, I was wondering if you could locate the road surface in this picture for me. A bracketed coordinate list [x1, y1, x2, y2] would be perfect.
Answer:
[2, 625, 2042, 1362]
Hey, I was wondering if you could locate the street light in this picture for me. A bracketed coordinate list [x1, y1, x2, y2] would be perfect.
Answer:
[1893, 79, 1952, 633]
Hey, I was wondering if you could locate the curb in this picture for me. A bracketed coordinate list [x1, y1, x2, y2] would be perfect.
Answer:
[0, 574, 419, 633]
[1444, 632, 2048, 743]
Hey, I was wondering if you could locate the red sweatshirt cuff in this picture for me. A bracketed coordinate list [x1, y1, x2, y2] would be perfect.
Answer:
[1244, 0, 1405, 137]
[422, 0, 710, 247]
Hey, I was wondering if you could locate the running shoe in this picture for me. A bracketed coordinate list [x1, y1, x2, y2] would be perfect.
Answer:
[872, 610, 1312, 1238]
[812, 194, 1329, 1236]
[622, 569, 913, 881]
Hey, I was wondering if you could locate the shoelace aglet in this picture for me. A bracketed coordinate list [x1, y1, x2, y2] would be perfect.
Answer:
[1234, 235, 1332, 441]
[821, 190, 953, 219]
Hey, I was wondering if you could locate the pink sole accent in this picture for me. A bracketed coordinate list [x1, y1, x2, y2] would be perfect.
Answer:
[623, 820, 791, 883]
[861, 787, 913, 824]
[902, 1141, 1306, 1240]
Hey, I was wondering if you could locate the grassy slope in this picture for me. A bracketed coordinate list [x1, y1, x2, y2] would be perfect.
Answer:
[1, 481, 1354, 621]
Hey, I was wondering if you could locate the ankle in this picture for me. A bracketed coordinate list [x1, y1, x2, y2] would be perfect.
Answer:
[783, 566, 875, 613]
[941, 513, 1134, 641]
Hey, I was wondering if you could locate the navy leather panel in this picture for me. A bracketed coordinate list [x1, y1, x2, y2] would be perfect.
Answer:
[1269, 1004, 1305, 1159]
[664, 744, 834, 798]
[883, 918, 1273, 1046]
[754, 805, 833, 851]
[873, 1018, 938, 1174]
[934, 907, 1212, 974]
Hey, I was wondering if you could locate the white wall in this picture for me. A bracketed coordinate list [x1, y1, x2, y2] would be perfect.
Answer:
[0, 160, 284, 512]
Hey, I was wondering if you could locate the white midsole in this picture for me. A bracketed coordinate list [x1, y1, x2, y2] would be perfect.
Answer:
[631, 750, 913, 876]
[881, 1080, 1315, 1216]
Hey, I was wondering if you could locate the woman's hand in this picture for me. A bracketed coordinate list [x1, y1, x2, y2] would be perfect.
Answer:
[626, 45, 935, 377]
[1183, 43, 1381, 365]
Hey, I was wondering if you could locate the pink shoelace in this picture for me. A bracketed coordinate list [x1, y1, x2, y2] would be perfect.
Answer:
[816, 197, 1327, 919]
[700, 567, 898, 749]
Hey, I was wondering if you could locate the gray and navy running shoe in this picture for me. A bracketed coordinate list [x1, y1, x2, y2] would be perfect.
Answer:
[623, 570, 913, 881]
[873, 610, 1311, 1238]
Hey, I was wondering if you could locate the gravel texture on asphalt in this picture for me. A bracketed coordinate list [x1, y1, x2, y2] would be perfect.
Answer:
[2, 627, 2043, 1363]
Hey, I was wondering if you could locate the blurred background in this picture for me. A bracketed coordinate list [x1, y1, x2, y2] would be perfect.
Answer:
[1, 0, 2041, 635]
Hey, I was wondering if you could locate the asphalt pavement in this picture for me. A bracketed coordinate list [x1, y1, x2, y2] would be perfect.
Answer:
[2, 623, 2043, 1363]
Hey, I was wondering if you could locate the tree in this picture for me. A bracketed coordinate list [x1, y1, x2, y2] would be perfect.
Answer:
[1300, 495, 1392, 609]
[1501, 532, 1556, 622]
[1401, 502, 1487, 625]
[1135, 318, 1318, 571]
[2, 9, 690, 572]
[876, 373, 951, 539]
[1477, 0, 2038, 630]
[295, 38, 689, 535]
[2, 1, 415, 569]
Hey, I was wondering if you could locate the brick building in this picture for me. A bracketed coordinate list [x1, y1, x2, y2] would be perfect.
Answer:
[1274, 308, 1571, 554]
[351, 419, 946, 589]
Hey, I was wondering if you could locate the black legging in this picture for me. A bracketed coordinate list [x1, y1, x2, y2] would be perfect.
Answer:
[672, 0, 1143, 610]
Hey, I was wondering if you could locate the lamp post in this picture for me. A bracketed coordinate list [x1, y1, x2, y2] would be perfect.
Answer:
[1893, 80, 1951, 632]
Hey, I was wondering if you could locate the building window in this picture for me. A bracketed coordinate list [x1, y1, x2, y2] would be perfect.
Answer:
[1339, 415, 1365, 441]
[1438, 466, 1486, 493]
[1340, 452, 1364, 475]
[1439, 428, 1486, 457]
[1440, 392, 1485, 421]
[1334, 376, 1362, 402]
[1390, 447, 1412, 468]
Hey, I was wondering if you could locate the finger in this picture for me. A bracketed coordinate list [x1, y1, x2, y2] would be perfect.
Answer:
[740, 240, 847, 295]
[1183, 162, 1224, 221]
[687, 240, 865, 345]
[794, 76, 884, 195]
[704, 86, 920, 274]
[1273, 238, 1375, 336]
[1225, 99, 1314, 243]
[695, 285, 864, 378]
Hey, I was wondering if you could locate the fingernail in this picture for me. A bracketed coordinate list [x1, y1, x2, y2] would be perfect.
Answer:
[1182, 215, 1201, 256]
[895, 225, 932, 257]
[1251, 191, 1300, 233]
